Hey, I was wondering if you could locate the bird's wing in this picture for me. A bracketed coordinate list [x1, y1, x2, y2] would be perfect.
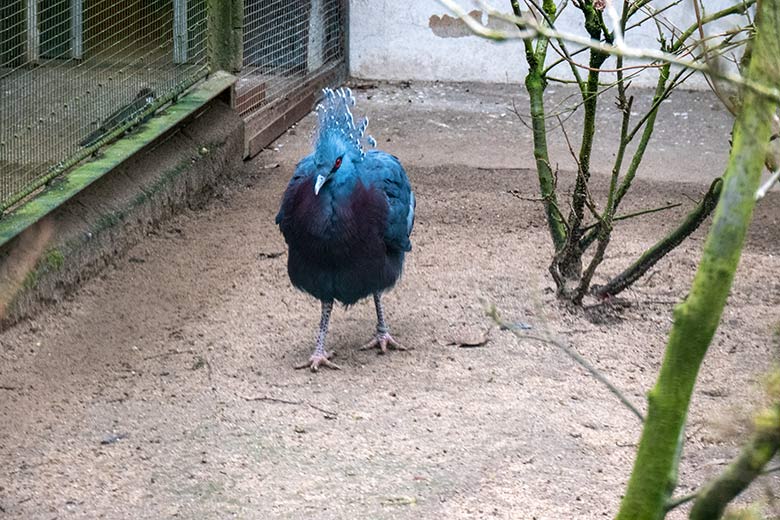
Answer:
[363, 151, 414, 252]
[275, 156, 315, 225]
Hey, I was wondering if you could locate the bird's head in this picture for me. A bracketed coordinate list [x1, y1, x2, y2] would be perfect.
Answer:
[311, 88, 377, 195]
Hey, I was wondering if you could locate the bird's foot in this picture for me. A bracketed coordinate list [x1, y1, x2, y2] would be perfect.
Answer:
[359, 332, 408, 354]
[295, 351, 341, 372]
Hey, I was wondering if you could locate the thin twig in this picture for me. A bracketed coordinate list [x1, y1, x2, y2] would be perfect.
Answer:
[242, 395, 339, 417]
[510, 97, 533, 130]
[438, 0, 779, 103]
[525, 0, 585, 91]
[665, 492, 698, 511]
[487, 305, 645, 422]
[543, 45, 589, 76]
[555, 113, 601, 226]
[665, 436, 780, 512]
[243, 395, 301, 405]
[508, 191, 546, 202]
[143, 349, 196, 360]
[548, 53, 666, 73]
[542, 66, 646, 125]
[556, 115, 581, 172]
[581, 202, 682, 232]
[756, 168, 780, 200]
[626, 0, 681, 32]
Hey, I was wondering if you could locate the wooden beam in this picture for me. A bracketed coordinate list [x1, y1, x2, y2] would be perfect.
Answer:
[0, 72, 236, 248]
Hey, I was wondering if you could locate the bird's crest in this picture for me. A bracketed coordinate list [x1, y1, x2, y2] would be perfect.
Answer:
[315, 88, 376, 161]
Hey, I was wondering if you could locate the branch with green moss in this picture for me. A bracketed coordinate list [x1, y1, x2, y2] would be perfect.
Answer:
[592, 177, 722, 299]
[688, 404, 780, 519]
[553, 3, 610, 295]
[612, 61, 670, 212]
[513, 0, 567, 251]
[615, 1, 780, 516]
[526, 69, 567, 250]
[665, 371, 780, 516]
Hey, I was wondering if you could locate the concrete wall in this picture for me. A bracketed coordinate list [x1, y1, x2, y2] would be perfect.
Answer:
[349, 0, 742, 87]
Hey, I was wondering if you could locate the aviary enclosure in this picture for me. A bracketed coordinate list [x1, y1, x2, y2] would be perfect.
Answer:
[0, 1, 778, 519]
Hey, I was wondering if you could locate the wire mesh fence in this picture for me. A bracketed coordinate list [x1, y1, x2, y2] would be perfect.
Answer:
[0, 0, 209, 212]
[0, 0, 347, 215]
[238, 0, 346, 118]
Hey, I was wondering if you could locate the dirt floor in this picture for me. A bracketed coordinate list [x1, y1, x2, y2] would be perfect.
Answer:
[1, 82, 779, 519]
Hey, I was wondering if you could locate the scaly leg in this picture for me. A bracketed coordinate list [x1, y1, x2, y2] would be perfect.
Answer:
[296, 300, 341, 372]
[360, 293, 408, 354]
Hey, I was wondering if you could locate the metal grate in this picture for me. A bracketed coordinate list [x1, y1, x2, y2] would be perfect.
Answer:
[0, 0, 209, 212]
[238, 0, 346, 118]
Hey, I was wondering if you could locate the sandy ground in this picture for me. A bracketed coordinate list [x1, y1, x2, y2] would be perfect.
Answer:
[1, 82, 779, 519]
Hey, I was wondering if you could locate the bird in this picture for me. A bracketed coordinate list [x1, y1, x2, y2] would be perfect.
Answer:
[276, 87, 416, 372]
[80, 87, 156, 147]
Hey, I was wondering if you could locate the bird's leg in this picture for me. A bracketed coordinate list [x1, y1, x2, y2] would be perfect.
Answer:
[295, 300, 341, 372]
[360, 293, 408, 354]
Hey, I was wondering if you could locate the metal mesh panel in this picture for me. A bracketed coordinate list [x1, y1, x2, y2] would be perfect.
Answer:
[0, 0, 209, 211]
[238, 0, 345, 117]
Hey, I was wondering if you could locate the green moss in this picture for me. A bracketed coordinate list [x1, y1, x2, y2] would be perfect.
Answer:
[723, 505, 762, 520]
[18, 248, 64, 291]
[89, 139, 227, 240]
[14, 134, 230, 303]
[44, 248, 64, 271]
[21, 269, 38, 290]
[0, 71, 235, 249]
[94, 211, 123, 234]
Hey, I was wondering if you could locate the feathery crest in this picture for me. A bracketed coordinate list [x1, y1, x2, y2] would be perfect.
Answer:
[315, 87, 376, 160]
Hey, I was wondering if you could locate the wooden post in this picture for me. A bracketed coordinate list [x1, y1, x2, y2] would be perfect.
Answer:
[70, 0, 83, 59]
[26, 0, 38, 63]
[207, 0, 242, 73]
[341, 0, 349, 74]
[173, 0, 188, 63]
[307, 0, 324, 72]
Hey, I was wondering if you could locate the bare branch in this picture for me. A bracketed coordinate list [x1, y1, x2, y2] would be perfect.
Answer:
[524, 0, 585, 91]
[437, 0, 779, 103]
[689, 404, 780, 519]
[487, 305, 645, 422]
[756, 168, 780, 200]
[626, 1, 682, 32]
[665, 492, 698, 512]
[580, 202, 682, 233]
[242, 395, 339, 417]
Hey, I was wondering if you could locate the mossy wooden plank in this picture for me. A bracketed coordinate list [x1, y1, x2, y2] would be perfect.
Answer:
[0, 71, 236, 248]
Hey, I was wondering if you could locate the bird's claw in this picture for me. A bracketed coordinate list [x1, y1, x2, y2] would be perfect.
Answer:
[295, 351, 341, 372]
[359, 332, 408, 354]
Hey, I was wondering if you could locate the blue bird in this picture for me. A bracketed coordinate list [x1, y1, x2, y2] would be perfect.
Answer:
[276, 88, 416, 371]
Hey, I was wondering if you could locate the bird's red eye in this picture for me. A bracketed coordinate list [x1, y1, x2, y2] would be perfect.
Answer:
[332, 157, 342, 172]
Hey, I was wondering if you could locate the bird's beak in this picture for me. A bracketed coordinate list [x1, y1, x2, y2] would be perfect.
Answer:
[314, 174, 327, 195]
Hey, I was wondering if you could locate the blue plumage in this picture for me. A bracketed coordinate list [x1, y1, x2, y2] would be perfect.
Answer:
[276, 88, 415, 371]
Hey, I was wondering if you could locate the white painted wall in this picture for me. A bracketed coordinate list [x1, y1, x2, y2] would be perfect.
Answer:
[349, 1, 744, 88]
